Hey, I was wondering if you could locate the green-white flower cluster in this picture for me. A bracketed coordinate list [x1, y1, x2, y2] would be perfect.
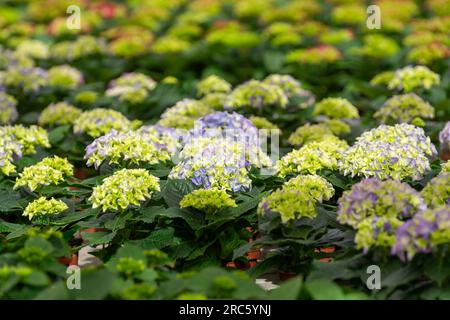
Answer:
[47, 65, 83, 89]
[14, 156, 73, 191]
[374, 93, 434, 126]
[180, 188, 237, 214]
[158, 99, 213, 129]
[106, 72, 157, 104]
[15, 40, 50, 60]
[196, 75, 232, 97]
[0, 125, 50, 175]
[84, 129, 171, 169]
[225, 80, 288, 110]
[313, 98, 359, 119]
[89, 169, 160, 212]
[421, 172, 450, 209]
[339, 123, 436, 180]
[288, 121, 350, 146]
[22, 197, 68, 221]
[0, 66, 48, 93]
[263, 74, 315, 108]
[338, 178, 426, 252]
[38, 102, 82, 126]
[276, 137, 348, 177]
[387, 65, 440, 92]
[0, 92, 18, 124]
[73, 108, 133, 137]
[258, 174, 334, 222]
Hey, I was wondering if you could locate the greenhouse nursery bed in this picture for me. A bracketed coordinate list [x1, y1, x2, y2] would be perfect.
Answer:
[1, 0, 450, 302]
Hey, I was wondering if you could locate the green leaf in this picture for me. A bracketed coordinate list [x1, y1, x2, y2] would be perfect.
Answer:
[269, 277, 302, 300]
[0, 191, 26, 212]
[0, 220, 25, 233]
[136, 206, 203, 229]
[34, 281, 69, 300]
[425, 260, 450, 286]
[70, 268, 115, 300]
[130, 228, 175, 249]
[81, 231, 117, 246]
[48, 125, 70, 145]
[305, 279, 345, 300]
[23, 271, 50, 287]
[161, 179, 195, 208]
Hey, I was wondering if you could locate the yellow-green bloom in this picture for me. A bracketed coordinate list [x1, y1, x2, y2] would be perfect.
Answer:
[14, 156, 73, 191]
[388, 65, 440, 92]
[421, 172, 450, 209]
[249, 116, 280, 131]
[355, 216, 404, 253]
[89, 169, 160, 212]
[180, 188, 237, 214]
[15, 39, 49, 59]
[22, 197, 68, 221]
[158, 99, 213, 129]
[288, 123, 336, 146]
[374, 93, 434, 125]
[197, 75, 231, 97]
[47, 65, 83, 89]
[38, 102, 82, 126]
[276, 137, 348, 177]
[351, 34, 400, 59]
[225, 80, 288, 111]
[314, 98, 359, 119]
[73, 108, 133, 138]
[84, 130, 171, 169]
[0, 92, 18, 124]
[258, 174, 334, 222]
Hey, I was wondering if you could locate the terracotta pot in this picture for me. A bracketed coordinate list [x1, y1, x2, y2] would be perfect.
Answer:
[278, 271, 296, 281]
[81, 228, 107, 234]
[224, 261, 250, 270]
[58, 254, 78, 266]
[314, 246, 335, 263]
[74, 168, 90, 180]
[441, 151, 450, 161]
[246, 249, 261, 261]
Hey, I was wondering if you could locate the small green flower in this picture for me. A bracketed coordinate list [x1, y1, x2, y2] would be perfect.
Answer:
[314, 98, 359, 119]
[388, 65, 440, 92]
[1, 124, 50, 154]
[73, 108, 133, 138]
[288, 123, 336, 146]
[442, 161, 450, 173]
[355, 216, 403, 252]
[197, 75, 231, 97]
[158, 99, 213, 129]
[47, 65, 83, 89]
[225, 80, 288, 110]
[180, 188, 237, 214]
[15, 156, 73, 191]
[351, 34, 400, 59]
[249, 116, 280, 131]
[0, 265, 33, 279]
[0, 92, 18, 124]
[115, 257, 146, 277]
[89, 169, 160, 212]
[22, 197, 68, 221]
[177, 293, 208, 300]
[277, 137, 348, 177]
[374, 93, 434, 125]
[17, 246, 49, 263]
[258, 174, 334, 222]
[74, 91, 98, 105]
[38, 102, 82, 126]
[122, 283, 156, 300]
[323, 119, 351, 135]
[371, 71, 395, 86]
[421, 172, 450, 209]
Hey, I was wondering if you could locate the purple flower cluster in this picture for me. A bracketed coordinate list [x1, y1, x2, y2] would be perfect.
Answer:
[392, 207, 450, 261]
[439, 121, 450, 151]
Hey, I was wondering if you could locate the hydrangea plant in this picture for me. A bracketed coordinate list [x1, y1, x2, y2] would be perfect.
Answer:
[106, 72, 156, 104]
[196, 75, 231, 97]
[14, 156, 73, 191]
[339, 124, 436, 180]
[277, 137, 348, 177]
[38, 102, 82, 126]
[73, 108, 133, 137]
[47, 65, 83, 89]
[158, 99, 213, 129]
[374, 93, 434, 125]
[89, 168, 160, 212]
[180, 188, 237, 214]
[0, 92, 18, 124]
[84, 129, 171, 169]
[421, 172, 450, 209]
[313, 98, 359, 119]
[387, 65, 440, 92]
[225, 80, 288, 111]
[337, 178, 426, 228]
[258, 174, 334, 222]
[22, 197, 68, 221]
